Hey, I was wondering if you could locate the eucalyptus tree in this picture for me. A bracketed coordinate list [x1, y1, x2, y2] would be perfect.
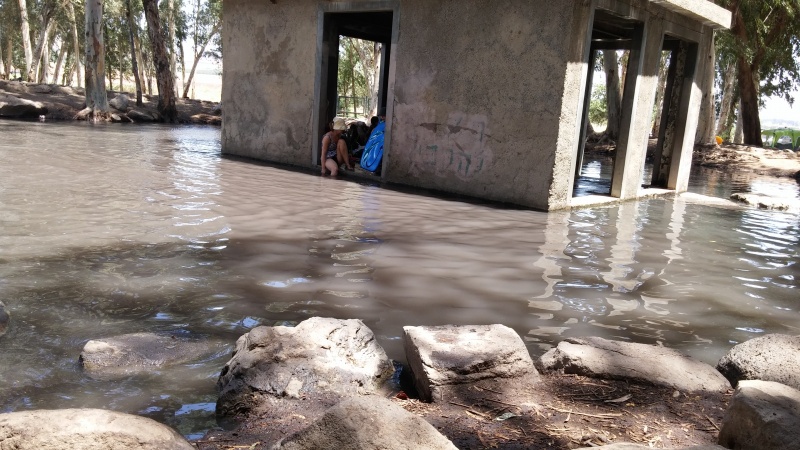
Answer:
[142, 0, 176, 121]
[716, 0, 800, 146]
[124, 0, 141, 104]
[84, 0, 110, 118]
[182, 0, 219, 98]
[337, 36, 381, 116]
[17, 0, 33, 80]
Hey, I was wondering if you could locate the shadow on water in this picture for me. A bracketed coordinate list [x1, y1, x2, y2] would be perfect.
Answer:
[0, 122, 798, 438]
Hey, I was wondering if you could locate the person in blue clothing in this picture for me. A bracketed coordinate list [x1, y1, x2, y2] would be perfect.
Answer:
[360, 108, 385, 173]
[320, 117, 354, 176]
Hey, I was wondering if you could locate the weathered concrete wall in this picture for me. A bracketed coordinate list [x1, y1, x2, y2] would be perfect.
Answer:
[386, 0, 576, 210]
[221, 0, 318, 165]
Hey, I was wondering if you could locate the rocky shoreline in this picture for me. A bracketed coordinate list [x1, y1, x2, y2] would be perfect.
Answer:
[1, 315, 798, 449]
[0, 79, 221, 124]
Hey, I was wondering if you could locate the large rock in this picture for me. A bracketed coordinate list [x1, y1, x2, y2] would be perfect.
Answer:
[0, 94, 48, 118]
[216, 317, 394, 418]
[716, 334, 800, 390]
[539, 337, 730, 393]
[403, 324, 540, 402]
[0, 301, 8, 337]
[718, 380, 800, 450]
[109, 94, 130, 111]
[127, 109, 159, 122]
[0, 408, 194, 449]
[272, 396, 457, 450]
[80, 332, 225, 380]
[730, 193, 800, 212]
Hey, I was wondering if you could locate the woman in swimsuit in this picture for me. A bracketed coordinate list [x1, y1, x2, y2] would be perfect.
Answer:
[321, 117, 354, 176]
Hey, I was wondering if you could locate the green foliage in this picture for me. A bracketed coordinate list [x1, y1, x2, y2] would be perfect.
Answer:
[716, 0, 800, 104]
[589, 83, 607, 127]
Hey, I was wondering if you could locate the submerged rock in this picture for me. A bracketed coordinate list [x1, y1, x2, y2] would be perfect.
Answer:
[80, 332, 225, 380]
[576, 444, 725, 450]
[0, 408, 194, 449]
[716, 334, 800, 390]
[718, 380, 800, 450]
[730, 192, 800, 212]
[0, 301, 8, 337]
[272, 396, 457, 450]
[216, 317, 394, 418]
[539, 337, 730, 393]
[403, 324, 540, 402]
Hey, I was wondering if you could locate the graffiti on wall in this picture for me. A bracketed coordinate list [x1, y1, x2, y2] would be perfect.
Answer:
[408, 112, 494, 181]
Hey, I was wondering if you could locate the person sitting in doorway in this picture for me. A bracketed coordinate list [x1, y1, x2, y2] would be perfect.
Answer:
[321, 117, 354, 176]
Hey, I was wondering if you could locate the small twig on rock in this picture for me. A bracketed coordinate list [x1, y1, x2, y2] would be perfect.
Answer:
[545, 404, 622, 419]
[475, 384, 503, 394]
[705, 415, 720, 431]
[483, 397, 520, 408]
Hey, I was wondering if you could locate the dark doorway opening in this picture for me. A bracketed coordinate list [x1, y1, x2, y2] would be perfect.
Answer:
[645, 36, 699, 189]
[573, 10, 644, 198]
[315, 10, 394, 174]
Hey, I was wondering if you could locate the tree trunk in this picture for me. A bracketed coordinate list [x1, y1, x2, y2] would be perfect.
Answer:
[604, 50, 622, 140]
[715, 62, 736, 137]
[125, 0, 143, 105]
[167, 0, 177, 96]
[182, 22, 220, 99]
[17, 0, 34, 81]
[52, 38, 66, 84]
[733, 100, 744, 144]
[730, 2, 763, 147]
[134, 33, 146, 96]
[32, 12, 56, 82]
[695, 36, 716, 145]
[5, 39, 13, 79]
[651, 52, 669, 137]
[84, 0, 111, 118]
[66, 0, 82, 87]
[0, 31, 4, 79]
[143, 0, 177, 121]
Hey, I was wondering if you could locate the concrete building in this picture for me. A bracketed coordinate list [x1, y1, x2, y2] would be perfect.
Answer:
[221, 0, 731, 210]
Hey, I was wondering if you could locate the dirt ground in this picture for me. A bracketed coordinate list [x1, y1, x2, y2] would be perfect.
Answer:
[0, 79, 220, 124]
[194, 374, 730, 450]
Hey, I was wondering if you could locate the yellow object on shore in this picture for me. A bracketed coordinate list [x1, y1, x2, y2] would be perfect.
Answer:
[715, 136, 723, 145]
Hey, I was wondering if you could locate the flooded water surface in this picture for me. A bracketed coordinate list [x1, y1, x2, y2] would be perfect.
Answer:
[0, 121, 798, 437]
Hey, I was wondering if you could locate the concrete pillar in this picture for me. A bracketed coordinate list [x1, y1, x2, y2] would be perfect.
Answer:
[667, 32, 709, 191]
[610, 16, 664, 199]
[549, 0, 596, 210]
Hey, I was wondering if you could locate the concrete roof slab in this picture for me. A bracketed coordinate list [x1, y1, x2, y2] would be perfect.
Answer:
[650, 0, 732, 29]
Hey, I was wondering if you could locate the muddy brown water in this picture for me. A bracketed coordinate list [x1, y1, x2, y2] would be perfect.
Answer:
[0, 121, 798, 438]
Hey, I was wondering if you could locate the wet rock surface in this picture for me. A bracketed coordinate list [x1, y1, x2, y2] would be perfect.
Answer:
[0, 93, 48, 118]
[0, 79, 218, 123]
[718, 380, 800, 450]
[403, 324, 540, 402]
[730, 192, 800, 211]
[716, 333, 800, 390]
[0, 301, 8, 337]
[539, 337, 731, 393]
[272, 396, 458, 450]
[576, 444, 726, 450]
[216, 317, 394, 418]
[0, 408, 195, 449]
[80, 332, 225, 380]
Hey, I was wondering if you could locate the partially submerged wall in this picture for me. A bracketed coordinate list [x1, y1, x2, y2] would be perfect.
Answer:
[385, 0, 575, 210]
[221, 0, 317, 165]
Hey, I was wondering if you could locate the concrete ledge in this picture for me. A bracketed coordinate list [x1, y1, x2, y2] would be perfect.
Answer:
[650, 0, 732, 29]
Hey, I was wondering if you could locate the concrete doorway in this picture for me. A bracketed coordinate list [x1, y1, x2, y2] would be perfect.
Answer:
[313, 7, 396, 175]
[573, 10, 644, 198]
[645, 36, 699, 189]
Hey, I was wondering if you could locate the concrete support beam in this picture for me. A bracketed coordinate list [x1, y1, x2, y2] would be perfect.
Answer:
[667, 32, 709, 191]
[650, 0, 731, 29]
[611, 16, 664, 199]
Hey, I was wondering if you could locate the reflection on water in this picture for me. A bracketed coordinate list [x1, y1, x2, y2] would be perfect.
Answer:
[0, 121, 798, 437]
